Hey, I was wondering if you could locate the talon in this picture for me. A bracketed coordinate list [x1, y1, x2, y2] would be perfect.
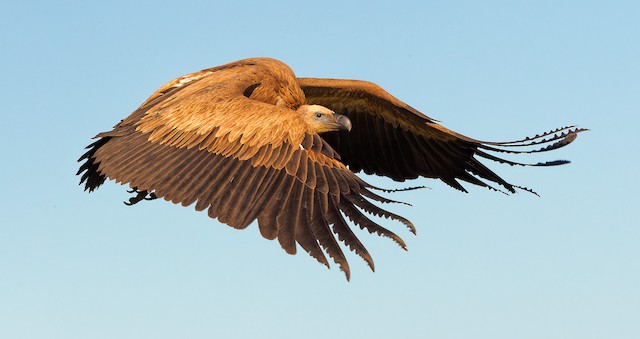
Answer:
[144, 192, 158, 201]
[123, 189, 155, 206]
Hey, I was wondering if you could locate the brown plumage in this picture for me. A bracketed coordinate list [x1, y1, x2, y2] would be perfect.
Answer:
[77, 57, 584, 279]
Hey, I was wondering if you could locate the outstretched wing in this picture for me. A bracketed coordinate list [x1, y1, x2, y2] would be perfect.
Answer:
[299, 78, 585, 193]
[78, 63, 413, 280]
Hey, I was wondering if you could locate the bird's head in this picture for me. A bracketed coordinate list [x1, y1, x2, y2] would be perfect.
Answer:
[298, 104, 352, 134]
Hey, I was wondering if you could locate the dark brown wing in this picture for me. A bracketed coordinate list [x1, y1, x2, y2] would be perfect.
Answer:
[77, 60, 413, 280]
[299, 78, 585, 193]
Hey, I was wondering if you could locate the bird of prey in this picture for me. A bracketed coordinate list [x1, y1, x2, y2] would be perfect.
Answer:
[77, 57, 584, 279]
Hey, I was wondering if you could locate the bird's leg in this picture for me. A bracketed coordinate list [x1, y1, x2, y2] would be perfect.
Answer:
[124, 187, 158, 206]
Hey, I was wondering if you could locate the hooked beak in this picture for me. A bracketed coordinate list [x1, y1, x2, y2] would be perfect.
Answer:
[335, 113, 352, 132]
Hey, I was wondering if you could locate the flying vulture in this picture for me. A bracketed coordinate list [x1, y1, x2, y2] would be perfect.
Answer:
[78, 57, 584, 279]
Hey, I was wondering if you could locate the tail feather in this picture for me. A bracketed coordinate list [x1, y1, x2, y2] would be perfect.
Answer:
[77, 137, 110, 192]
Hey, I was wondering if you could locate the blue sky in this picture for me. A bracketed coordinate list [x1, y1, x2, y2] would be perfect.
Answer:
[1, 1, 638, 338]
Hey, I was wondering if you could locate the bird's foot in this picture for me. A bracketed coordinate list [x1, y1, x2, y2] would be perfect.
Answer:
[124, 187, 157, 206]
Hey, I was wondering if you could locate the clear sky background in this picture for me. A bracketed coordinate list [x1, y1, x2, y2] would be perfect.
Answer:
[1, 1, 638, 338]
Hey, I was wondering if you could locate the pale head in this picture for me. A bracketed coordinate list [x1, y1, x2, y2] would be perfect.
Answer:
[297, 104, 352, 134]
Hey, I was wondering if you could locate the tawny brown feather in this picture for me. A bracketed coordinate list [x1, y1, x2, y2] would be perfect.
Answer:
[78, 57, 584, 280]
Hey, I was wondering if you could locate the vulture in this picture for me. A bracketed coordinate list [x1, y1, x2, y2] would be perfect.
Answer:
[77, 57, 584, 279]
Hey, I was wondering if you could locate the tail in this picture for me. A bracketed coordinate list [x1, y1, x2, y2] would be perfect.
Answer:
[77, 137, 110, 192]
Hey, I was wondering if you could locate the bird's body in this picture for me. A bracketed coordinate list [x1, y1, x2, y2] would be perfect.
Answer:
[78, 57, 584, 279]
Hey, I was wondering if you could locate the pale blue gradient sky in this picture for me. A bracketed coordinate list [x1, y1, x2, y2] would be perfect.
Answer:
[1, 1, 638, 338]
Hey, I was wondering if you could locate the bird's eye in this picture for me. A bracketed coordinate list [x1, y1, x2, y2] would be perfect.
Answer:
[315, 113, 322, 118]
